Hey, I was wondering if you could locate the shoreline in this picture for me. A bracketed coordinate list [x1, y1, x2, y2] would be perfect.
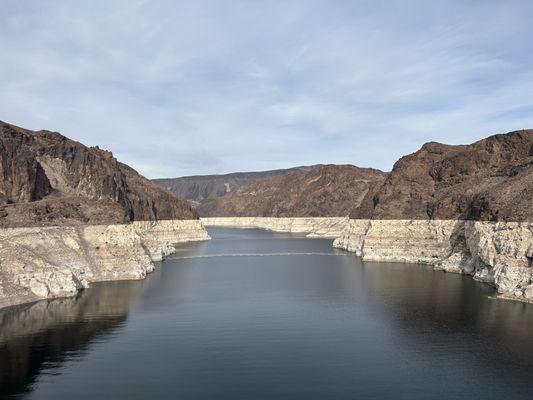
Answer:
[1, 217, 531, 310]
[203, 217, 533, 304]
[0, 220, 211, 311]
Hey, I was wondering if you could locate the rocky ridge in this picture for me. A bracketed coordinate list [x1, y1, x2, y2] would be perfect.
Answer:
[195, 130, 532, 222]
[2, 121, 532, 309]
[0, 120, 210, 310]
[153, 166, 314, 207]
[355, 129, 533, 221]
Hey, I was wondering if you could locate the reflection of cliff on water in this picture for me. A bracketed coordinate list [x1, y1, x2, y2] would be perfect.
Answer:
[360, 260, 533, 362]
[0, 280, 145, 397]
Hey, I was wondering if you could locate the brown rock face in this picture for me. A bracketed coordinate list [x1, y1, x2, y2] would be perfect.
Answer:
[193, 129, 532, 221]
[366, 130, 533, 221]
[198, 165, 386, 217]
[0, 121, 197, 226]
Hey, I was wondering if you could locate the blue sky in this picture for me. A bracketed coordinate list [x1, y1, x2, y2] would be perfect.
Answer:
[2, 0, 533, 178]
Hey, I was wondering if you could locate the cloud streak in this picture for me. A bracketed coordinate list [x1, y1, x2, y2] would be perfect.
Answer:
[1, 0, 533, 178]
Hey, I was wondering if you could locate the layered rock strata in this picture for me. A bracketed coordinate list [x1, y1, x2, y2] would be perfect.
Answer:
[0, 220, 210, 309]
[333, 219, 533, 303]
[201, 217, 349, 238]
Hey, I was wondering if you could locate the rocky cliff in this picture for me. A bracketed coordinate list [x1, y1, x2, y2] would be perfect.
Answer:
[333, 219, 533, 303]
[198, 165, 386, 217]
[2, 121, 532, 309]
[153, 166, 313, 207]
[360, 129, 533, 221]
[0, 120, 197, 226]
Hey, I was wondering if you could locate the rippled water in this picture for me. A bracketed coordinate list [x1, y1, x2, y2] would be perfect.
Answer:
[1, 228, 533, 399]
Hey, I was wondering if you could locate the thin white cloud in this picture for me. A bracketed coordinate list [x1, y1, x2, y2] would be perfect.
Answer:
[1, 0, 532, 177]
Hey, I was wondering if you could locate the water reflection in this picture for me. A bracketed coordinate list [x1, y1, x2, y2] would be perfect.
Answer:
[1, 228, 533, 400]
[0, 280, 145, 397]
[361, 260, 533, 369]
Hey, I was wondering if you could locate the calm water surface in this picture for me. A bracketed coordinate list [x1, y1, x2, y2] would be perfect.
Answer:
[1, 228, 533, 399]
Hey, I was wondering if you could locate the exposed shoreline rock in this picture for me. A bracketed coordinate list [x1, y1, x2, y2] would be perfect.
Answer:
[2, 216, 531, 310]
[201, 217, 350, 238]
[0, 220, 210, 310]
[203, 217, 533, 304]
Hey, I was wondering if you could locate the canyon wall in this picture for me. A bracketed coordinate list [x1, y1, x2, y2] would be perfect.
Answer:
[0, 121, 210, 310]
[335, 220, 533, 303]
[204, 217, 533, 303]
[0, 220, 210, 309]
[361, 130, 533, 221]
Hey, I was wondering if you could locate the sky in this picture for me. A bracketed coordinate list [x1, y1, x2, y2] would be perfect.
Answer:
[1, 0, 533, 178]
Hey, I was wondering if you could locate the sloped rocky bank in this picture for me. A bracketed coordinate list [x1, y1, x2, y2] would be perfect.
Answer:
[203, 217, 533, 303]
[0, 220, 210, 309]
[201, 217, 349, 238]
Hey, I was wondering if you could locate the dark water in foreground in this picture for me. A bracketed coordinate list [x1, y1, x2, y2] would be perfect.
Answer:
[1, 228, 533, 399]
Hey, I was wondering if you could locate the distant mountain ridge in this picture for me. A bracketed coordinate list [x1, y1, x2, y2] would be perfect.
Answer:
[168, 129, 533, 221]
[197, 164, 387, 217]
[152, 166, 316, 206]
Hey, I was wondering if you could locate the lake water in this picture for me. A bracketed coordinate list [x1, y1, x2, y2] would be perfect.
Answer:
[1, 227, 533, 399]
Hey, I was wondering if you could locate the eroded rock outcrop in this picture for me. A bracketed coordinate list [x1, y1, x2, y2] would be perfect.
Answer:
[153, 166, 314, 207]
[189, 130, 533, 222]
[0, 120, 211, 310]
[436, 221, 533, 300]
[362, 130, 533, 221]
